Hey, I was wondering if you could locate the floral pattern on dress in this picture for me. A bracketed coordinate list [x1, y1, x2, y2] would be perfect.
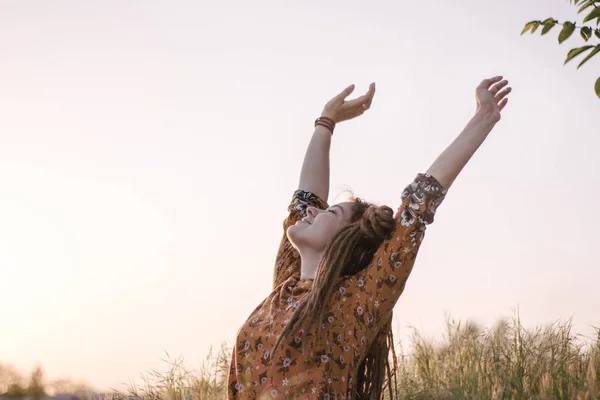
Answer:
[228, 174, 446, 399]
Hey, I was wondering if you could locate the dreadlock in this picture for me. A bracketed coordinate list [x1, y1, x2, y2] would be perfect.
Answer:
[273, 198, 399, 399]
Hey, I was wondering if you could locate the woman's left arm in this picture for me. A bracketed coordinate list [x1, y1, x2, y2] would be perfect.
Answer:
[347, 76, 511, 322]
[426, 76, 511, 189]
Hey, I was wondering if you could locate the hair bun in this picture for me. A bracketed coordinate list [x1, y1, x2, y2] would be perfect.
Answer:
[360, 205, 395, 241]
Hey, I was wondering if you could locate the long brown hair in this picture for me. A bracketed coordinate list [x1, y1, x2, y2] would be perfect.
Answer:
[274, 197, 399, 399]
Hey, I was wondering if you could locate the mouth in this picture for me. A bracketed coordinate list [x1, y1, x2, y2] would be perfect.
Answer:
[300, 219, 312, 225]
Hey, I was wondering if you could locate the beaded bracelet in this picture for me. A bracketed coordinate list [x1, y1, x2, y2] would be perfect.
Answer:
[314, 116, 335, 134]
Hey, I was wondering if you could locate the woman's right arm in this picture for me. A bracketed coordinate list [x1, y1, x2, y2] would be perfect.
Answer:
[296, 125, 333, 202]
[297, 83, 376, 201]
[272, 83, 376, 288]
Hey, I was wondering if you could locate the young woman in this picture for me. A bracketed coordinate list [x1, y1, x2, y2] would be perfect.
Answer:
[228, 77, 511, 399]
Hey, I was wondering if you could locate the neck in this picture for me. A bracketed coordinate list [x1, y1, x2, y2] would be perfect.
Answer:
[299, 250, 323, 280]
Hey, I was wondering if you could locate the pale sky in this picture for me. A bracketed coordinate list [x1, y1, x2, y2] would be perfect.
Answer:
[1, 0, 599, 391]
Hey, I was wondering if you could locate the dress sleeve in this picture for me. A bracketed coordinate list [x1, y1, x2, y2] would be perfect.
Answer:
[272, 190, 329, 288]
[349, 173, 447, 322]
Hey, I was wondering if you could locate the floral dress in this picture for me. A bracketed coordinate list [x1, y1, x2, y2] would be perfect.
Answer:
[228, 173, 446, 399]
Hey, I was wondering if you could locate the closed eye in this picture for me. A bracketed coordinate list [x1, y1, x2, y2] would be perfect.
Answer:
[329, 205, 344, 216]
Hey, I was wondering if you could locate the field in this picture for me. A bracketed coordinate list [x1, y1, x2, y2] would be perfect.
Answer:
[113, 315, 600, 400]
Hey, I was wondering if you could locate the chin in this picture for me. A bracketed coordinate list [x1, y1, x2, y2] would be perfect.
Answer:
[286, 224, 300, 242]
[287, 223, 309, 247]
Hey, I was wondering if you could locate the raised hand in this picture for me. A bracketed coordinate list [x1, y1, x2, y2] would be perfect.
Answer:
[475, 76, 512, 122]
[321, 83, 376, 124]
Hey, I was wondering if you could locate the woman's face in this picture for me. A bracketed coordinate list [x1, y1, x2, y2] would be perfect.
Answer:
[287, 202, 353, 253]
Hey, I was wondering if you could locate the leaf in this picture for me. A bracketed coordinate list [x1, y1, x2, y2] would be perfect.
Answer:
[583, 6, 600, 23]
[521, 21, 539, 35]
[596, 29, 600, 39]
[559, 22, 576, 43]
[578, 45, 600, 68]
[595, 77, 600, 99]
[578, 0, 594, 13]
[581, 26, 593, 40]
[531, 21, 542, 34]
[542, 21, 557, 35]
[564, 45, 594, 64]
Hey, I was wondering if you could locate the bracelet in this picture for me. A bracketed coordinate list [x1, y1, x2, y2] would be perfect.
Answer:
[315, 116, 335, 134]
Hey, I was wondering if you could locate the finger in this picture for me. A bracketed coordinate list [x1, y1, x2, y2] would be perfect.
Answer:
[345, 93, 371, 109]
[365, 82, 376, 108]
[478, 76, 503, 90]
[335, 84, 355, 101]
[490, 80, 508, 94]
[358, 85, 375, 109]
[498, 98, 508, 112]
[490, 80, 509, 95]
[495, 86, 511, 102]
[366, 82, 375, 99]
[344, 83, 375, 109]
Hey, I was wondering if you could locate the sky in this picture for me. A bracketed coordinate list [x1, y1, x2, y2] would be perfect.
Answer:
[1, 0, 599, 392]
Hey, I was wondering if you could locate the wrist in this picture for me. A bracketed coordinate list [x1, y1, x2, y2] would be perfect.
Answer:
[474, 106, 500, 125]
[314, 124, 334, 137]
[315, 116, 335, 135]
[320, 110, 338, 124]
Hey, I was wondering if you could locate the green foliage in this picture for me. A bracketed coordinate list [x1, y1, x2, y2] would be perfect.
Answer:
[583, 6, 600, 23]
[522, 0, 600, 98]
[581, 26, 593, 40]
[578, 45, 600, 68]
[541, 18, 558, 35]
[565, 45, 595, 64]
[559, 22, 577, 43]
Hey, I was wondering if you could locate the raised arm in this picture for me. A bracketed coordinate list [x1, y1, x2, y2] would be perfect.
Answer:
[349, 76, 511, 319]
[272, 83, 376, 288]
[297, 83, 376, 201]
[426, 76, 511, 189]
[296, 125, 333, 201]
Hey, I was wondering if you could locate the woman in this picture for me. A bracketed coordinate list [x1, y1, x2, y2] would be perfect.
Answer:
[228, 77, 511, 399]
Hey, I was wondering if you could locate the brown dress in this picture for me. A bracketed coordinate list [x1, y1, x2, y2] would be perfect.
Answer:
[228, 173, 446, 399]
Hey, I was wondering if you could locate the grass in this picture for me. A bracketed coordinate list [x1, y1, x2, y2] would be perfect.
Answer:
[111, 315, 600, 400]
[112, 344, 230, 400]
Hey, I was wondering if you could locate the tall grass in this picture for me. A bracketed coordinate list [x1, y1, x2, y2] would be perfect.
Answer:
[113, 344, 230, 400]
[113, 316, 600, 400]
[394, 316, 600, 399]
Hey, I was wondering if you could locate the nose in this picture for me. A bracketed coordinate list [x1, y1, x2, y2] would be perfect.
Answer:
[306, 206, 319, 217]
